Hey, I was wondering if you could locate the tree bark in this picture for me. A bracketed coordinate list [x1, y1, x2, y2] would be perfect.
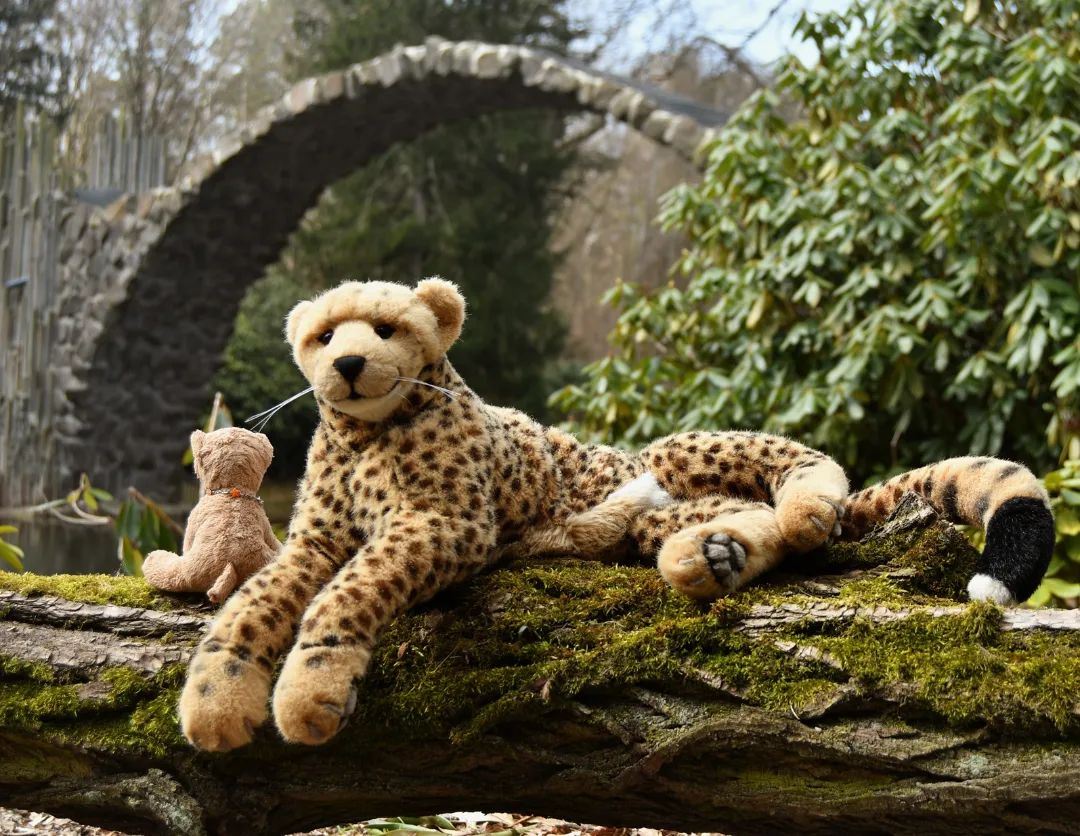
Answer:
[2, 496, 1080, 836]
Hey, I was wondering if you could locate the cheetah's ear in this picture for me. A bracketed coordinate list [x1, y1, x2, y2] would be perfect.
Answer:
[285, 300, 313, 345]
[415, 277, 465, 354]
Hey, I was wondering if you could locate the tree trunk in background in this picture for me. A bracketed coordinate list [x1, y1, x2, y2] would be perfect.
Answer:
[2, 496, 1079, 836]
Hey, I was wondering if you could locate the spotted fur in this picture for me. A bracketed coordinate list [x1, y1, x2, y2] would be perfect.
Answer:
[179, 279, 1053, 752]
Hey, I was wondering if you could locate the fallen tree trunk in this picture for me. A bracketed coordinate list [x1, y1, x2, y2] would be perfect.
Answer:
[2, 496, 1080, 836]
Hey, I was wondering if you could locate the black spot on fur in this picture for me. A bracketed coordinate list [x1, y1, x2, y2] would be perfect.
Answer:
[940, 478, 960, 521]
[978, 497, 1055, 602]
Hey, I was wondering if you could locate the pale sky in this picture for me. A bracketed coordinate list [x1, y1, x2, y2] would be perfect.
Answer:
[692, 0, 853, 65]
[212, 0, 855, 71]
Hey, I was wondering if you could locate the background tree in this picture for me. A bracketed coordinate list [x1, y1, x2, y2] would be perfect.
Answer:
[555, 0, 1080, 483]
[50, 0, 217, 180]
[0, 0, 64, 117]
[200, 0, 296, 148]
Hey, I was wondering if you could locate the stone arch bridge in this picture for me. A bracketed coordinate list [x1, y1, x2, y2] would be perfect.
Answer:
[7, 40, 728, 503]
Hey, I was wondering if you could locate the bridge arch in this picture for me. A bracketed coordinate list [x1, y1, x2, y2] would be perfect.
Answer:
[47, 40, 728, 498]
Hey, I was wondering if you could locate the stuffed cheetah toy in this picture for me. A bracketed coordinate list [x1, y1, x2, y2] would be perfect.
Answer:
[180, 278, 1054, 751]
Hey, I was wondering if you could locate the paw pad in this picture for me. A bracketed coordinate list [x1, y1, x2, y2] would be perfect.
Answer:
[692, 532, 747, 593]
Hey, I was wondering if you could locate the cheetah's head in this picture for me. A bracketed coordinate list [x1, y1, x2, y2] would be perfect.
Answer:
[285, 278, 465, 423]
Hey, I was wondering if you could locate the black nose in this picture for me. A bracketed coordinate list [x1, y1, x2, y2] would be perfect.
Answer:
[333, 355, 366, 382]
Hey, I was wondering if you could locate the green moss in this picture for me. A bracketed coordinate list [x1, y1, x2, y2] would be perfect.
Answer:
[0, 572, 178, 610]
[71, 665, 187, 757]
[0, 654, 57, 683]
[731, 767, 895, 801]
[346, 560, 709, 743]
[795, 604, 1080, 733]
[697, 628, 844, 714]
[3, 517, 1077, 770]
[805, 521, 978, 599]
[0, 680, 82, 727]
[340, 551, 1080, 745]
[837, 576, 911, 606]
[0, 660, 187, 759]
[890, 525, 979, 599]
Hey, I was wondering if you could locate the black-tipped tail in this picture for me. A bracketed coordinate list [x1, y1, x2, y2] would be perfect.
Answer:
[976, 497, 1055, 603]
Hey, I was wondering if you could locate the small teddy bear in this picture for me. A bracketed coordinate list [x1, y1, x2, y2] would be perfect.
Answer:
[143, 427, 281, 603]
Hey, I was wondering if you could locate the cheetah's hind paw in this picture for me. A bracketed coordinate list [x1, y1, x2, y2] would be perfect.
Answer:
[700, 532, 747, 594]
[656, 524, 754, 600]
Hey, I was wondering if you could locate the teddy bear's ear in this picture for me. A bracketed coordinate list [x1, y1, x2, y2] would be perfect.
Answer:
[415, 277, 465, 354]
[252, 432, 274, 472]
[285, 300, 313, 345]
[190, 430, 207, 477]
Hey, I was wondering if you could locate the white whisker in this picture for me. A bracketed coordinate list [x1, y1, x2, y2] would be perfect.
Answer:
[245, 386, 315, 432]
[395, 377, 457, 400]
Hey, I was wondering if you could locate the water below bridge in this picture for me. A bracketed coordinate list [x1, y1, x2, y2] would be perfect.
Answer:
[1, 482, 297, 576]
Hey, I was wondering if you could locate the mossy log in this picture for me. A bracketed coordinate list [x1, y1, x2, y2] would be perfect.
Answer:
[3, 496, 1080, 836]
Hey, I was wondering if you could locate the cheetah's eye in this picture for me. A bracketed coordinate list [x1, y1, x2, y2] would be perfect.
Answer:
[317, 330, 334, 346]
[374, 323, 396, 339]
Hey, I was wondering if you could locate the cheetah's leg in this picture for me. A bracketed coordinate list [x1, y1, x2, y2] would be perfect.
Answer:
[640, 432, 849, 554]
[771, 456, 849, 553]
[272, 512, 496, 746]
[630, 497, 785, 600]
[502, 471, 673, 561]
[178, 533, 346, 752]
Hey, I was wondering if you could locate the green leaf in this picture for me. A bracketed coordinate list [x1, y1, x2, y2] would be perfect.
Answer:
[1056, 506, 1080, 536]
[119, 536, 144, 577]
[1027, 583, 1053, 608]
[1030, 244, 1056, 267]
[365, 820, 446, 835]
[0, 539, 25, 572]
[1040, 576, 1080, 600]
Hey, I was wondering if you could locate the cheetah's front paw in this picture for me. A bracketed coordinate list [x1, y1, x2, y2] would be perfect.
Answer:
[179, 645, 271, 752]
[777, 494, 845, 552]
[272, 646, 365, 746]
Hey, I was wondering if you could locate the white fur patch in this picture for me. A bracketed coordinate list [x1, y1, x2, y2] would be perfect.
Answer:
[967, 573, 1015, 605]
[608, 473, 675, 509]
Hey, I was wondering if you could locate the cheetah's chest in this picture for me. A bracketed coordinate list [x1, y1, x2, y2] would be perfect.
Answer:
[324, 446, 399, 541]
